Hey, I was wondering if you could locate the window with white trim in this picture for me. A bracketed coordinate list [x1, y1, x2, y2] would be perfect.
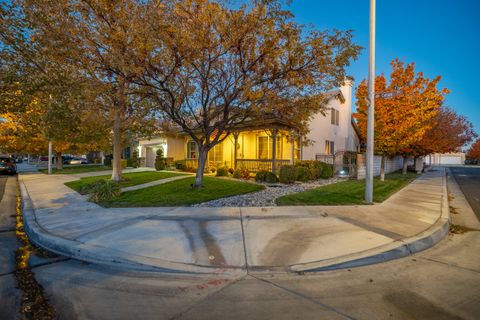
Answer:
[330, 109, 339, 126]
[187, 141, 198, 159]
[257, 135, 283, 159]
[325, 140, 335, 155]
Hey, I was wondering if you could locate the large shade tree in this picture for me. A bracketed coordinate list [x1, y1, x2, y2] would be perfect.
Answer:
[137, 0, 361, 188]
[2, 0, 158, 181]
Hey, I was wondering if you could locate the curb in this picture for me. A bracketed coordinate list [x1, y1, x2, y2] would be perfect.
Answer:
[19, 177, 240, 275]
[290, 168, 450, 272]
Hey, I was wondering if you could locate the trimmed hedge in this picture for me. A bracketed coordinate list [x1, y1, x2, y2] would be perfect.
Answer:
[265, 171, 279, 183]
[296, 166, 312, 182]
[279, 165, 297, 184]
[295, 160, 322, 180]
[216, 167, 229, 177]
[255, 170, 278, 183]
[318, 162, 333, 179]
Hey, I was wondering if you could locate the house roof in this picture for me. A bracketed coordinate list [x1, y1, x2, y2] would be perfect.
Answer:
[324, 89, 345, 104]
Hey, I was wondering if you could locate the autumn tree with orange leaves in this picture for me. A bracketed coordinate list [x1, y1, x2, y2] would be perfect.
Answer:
[355, 59, 449, 179]
[467, 139, 480, 161]
[412, 106, 476, 156]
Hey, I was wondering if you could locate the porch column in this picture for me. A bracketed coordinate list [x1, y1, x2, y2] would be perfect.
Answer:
[233, 132, 239, 170]
[271, 129, 278, 174]
[299, 136, 303, 160]
[290, 134, 295, 165]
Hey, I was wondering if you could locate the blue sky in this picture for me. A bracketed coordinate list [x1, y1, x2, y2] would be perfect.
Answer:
[289, 0, 480, 134]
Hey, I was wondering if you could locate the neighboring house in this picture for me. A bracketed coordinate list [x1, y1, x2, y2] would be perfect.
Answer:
[425, 152, 466, 165]
[137, 80, 360, 172]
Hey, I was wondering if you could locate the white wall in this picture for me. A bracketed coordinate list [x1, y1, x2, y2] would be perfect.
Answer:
[425, 152, 465, 165]
[356, 154, 404, 179]
[302, 80, 357, 160]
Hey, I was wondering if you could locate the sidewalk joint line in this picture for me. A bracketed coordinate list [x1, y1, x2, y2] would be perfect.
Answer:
[168, 275, 246, 320]
[250, 274, 358, 320]
[420, 257, 480, 274]
[239, 208, 250, 274]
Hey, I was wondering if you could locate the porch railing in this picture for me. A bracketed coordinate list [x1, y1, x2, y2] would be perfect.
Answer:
[236, 159, 290, 172]
[182, 158, 290, 172]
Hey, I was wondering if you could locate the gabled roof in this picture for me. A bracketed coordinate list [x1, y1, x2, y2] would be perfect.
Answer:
[324, 89, 345, 104]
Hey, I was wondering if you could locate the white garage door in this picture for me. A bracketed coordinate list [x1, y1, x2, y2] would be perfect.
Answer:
[440, 156, 462, 165]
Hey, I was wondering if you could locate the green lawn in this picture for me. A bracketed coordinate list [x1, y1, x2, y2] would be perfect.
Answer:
[276, 172, 417, 206]
[99, 176, 265, 207]
[65, 171, 186, 194]
[40, 165, 111, 174]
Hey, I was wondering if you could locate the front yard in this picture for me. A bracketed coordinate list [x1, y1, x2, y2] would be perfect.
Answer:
[98, 176, 265, 207]
[65, 171, 186, 194]
[276, 172, 417, 206]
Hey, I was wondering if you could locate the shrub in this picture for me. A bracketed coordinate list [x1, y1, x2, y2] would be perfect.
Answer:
[295, 160, 322, 179]
[210, 167, 216, 173]
[104, 154, 113, 167]
[131, 149, 139, 168]
[318, 162, 333, 179]
[216, 167, 229, 177]
[296, 166, 312, 182]
[255, 170, 278, 183]
[88, 179, 121, 202]
[233, 167, 250, 179]
[228, 168, 234, 174]
[265, 171, 279, 183]
[120, 159, 127, 169]
[279, 165, 297, 184]
[255, 170, 269, 182]
[126, 158, 133, 167]
[155, 148, 166, 170]
[174, 160, 185, 170]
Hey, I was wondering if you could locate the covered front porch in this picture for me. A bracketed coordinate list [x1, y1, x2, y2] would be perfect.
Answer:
[183, 119, 301, 173]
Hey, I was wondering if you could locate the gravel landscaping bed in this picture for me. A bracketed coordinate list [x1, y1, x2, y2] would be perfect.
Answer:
[193, 177, 346, 207]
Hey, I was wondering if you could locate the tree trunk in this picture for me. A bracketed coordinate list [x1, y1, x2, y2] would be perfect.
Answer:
[193, 146, 208, 189]
[111, 109, 123, 182]
[271, 130, 277, 174]
[56, 153, 63, 170]
[402, 156, 408, 175]
[380, 155, 385, 181]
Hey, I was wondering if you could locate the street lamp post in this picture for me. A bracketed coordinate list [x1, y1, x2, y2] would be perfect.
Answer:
[365, 0, 376, 203]
[48, 140, 53, 174]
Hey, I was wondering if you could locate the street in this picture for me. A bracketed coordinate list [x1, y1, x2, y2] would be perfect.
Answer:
[0, 175, 22, 320]
[450, 166, 480, 220]
[1, 169, 480, 320]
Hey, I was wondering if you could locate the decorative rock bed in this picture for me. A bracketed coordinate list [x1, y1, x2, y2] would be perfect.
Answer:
[193, 177, 346, 207]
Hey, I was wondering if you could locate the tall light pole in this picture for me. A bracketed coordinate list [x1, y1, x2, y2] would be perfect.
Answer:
[48, 140, 53, 174]
[365, 0, 376, 203]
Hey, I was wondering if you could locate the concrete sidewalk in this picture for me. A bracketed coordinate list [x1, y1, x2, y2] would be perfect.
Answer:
[19, 169, 450, 274]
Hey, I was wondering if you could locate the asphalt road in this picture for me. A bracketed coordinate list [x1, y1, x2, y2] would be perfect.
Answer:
[0, 176, 23, 320]
[450, 166, 480, 221]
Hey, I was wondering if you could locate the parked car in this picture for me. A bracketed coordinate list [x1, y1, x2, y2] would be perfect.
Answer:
[64, 157, 89, 165]
[0, 157, 17, 175]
